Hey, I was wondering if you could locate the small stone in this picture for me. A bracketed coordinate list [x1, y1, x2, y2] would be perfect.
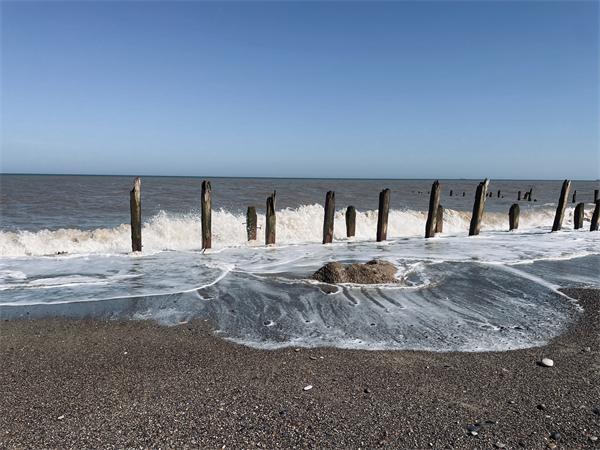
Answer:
[466, 424, 480, 432]
[294, 348, 300, 352]
[583, 347, 591, 352]
[594, 407, 600, 416]
[57, 415, 65, 420]
[590, 436, 598, 442]
[494, 443, 506, 449]
[303, 385, 313, 391]
[547, 443, 557, 449]
[550, 432, 561, 441]
[537, 404, 546, 410]
[364, 388, 371, 394]
[469, 430, 478, 436]
[509, 400, 515, 404]
[540, 358, 554, 367]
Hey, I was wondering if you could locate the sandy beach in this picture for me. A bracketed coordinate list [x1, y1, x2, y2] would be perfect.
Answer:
[0, 288, 598, 449]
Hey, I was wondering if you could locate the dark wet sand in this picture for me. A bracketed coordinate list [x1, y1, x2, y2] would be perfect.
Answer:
[1, 288, 598, 449]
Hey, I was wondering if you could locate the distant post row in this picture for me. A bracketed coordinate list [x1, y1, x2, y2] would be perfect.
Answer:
[129, 179, 600, 252]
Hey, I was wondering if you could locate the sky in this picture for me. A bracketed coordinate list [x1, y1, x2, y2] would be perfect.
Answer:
[1, 1, 598, 179]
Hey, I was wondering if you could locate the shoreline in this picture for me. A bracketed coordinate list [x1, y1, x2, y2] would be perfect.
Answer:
[1, 288, 598, 449]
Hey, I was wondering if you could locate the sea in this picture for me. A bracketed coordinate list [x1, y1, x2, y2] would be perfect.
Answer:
[1, 174, 599, 352]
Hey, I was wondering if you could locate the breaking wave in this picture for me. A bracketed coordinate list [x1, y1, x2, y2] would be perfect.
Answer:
[0, 204, 594, 257]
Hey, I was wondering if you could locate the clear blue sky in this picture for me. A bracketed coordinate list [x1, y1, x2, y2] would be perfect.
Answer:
[1, 1, 598, 179]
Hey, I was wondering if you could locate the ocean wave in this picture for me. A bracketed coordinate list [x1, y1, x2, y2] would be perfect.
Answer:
[0, 204, 594, 257]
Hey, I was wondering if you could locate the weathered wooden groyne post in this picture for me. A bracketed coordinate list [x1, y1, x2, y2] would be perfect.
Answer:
[518, 190, 521, 201]
[595, 189, 599, 203]
[591, 200, 600, 231]
[469, 179, 489, 236]
[265, 191, 276, 245]
[435, 204, 444, 233]
[246, 206, 257, 241]
[376, 189, 390, 242]
[345, 206, 356, 238]
[572, 190, 577, 203]
[425, 180, 440, 238]
[201, 180, 212, 249]
[509, 203, 519, 231]
[552, 179, 571, 232]
[130, 177, 142, 252]
[449, 190, 453, 197]
[574, 203, 584, 230]
[497, 190, 501, 198]
[322, 191, 335, 244]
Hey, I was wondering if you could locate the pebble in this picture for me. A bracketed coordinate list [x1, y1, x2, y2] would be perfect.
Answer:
[537, 404, 546, 410]
[550, 432, 561, 441]
[583, 347, 591, 352]
[541, 358, 554, 367]
[364, 388, 371, 394]
[590, 436, 598, 442]
[57, 415, 65, 420]
[494, 443, 506, 449]
[303, 385, 313, 391]
[469, 431, 478, 436]
[547, 443, 557, 449]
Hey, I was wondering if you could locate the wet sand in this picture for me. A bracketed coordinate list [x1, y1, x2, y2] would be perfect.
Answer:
[0, 288, 598, 449]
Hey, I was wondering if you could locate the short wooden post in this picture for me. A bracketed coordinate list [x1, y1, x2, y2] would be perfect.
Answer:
[469, 179, 489, 236]
[246, 206, 257, 241]
[572, 190, 577, 203]
[200, 180, 212, 249]
[595, 189, 599, 203]
[574, 203, 584, 230]
[591, 200, 600, 231]
[130, 177, 142, 252]
[509, 203, 519, 231]
[528, 188, 533, 202]
[322, 191, 335, 244]
[518, 191, 521, 201]
[265, 191, 276, 245]
[435, 204, 444, 233]
[449, 189, 453, 197]
[497, 190, 501, 198]
[462, 192, 465, 197]
[552, 179, 571, 232]
[345, 206, 356, 238]
[425, 180, 441, 238]
[376, 188, 390, 242]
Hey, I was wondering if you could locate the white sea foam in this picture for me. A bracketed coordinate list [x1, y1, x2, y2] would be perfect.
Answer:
[1, 205, 595, 257]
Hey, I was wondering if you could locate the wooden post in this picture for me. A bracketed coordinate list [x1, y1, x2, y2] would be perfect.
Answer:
[435, 204, 444, 233]
[509, 203, 519, 231]
[469, 179, 489, 236]
[449, 190, 453, 197]
[591, 200, 600, 231]
[200, 180, 212, 249]
[322, 191, 335, 244]
[265, 191, 276, 245]
[246, 206, 257, 241]
[552, 179, 571, 232]
[574, 203, 584, 230]
[518, 191, 521, 201]
[595, 189, 599, 203]
[129, 177, 142, 252]
[462, 192, 465, 197]
[425, 180, 441, 238]
[497, 190, 501, 198]
[345, 206, 356, 238]
[572, 190, 577, 203]
[376, 188, 390, 242]
[528, 188, 533, 202]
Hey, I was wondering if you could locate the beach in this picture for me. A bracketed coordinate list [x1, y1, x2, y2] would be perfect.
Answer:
[1, 288, 598, 449]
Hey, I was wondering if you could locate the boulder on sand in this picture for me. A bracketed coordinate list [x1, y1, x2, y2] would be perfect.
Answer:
[312, 259, 398, 284]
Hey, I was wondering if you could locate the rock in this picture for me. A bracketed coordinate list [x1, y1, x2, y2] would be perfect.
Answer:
[303, 385, 313, 391]
[547, 443, 557, 449]
[364, 388, 371, 394]
[469, 431, 478, 436]
[590, 436, 598, 442]
[540, 358, 554, 367]
[536, 404, 546, 410]
[550, 432, 561, 441]
[494, 443, 506, 449]
[57, 415, 65, 420]
[583, 347, 591, 352]
[312, 259, 398, 284]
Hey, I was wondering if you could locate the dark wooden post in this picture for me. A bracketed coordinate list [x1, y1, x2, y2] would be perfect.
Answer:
[469, 179, 489, 236]
[509, 203, 519, 231]
[265, 191, 276, 245]
[595, 189, 599, 203]
[376, 189, 390, 242]
[345, 206, 356, 238]
[497, 190, 501, 198]
[528, 188, 533, 202]
[425, 180, 441, 238]
[462, 192, 465, 197]
[201, 180, 212, 249]
[322, 191, 335, 244]
[574, 203, 584, 230]
[435, 204, 444, 233]
[518, 191, 521, 201]
[246, 206, 257, 241]
[449, 189, 453, 197]
[552, 179, 571, 232]
[572, 190, 577, 203]
[130, 177, 142, 252]
[591, 200, 600, 231]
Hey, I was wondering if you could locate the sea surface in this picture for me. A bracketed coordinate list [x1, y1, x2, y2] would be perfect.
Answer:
[1, 175, 599, 351]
